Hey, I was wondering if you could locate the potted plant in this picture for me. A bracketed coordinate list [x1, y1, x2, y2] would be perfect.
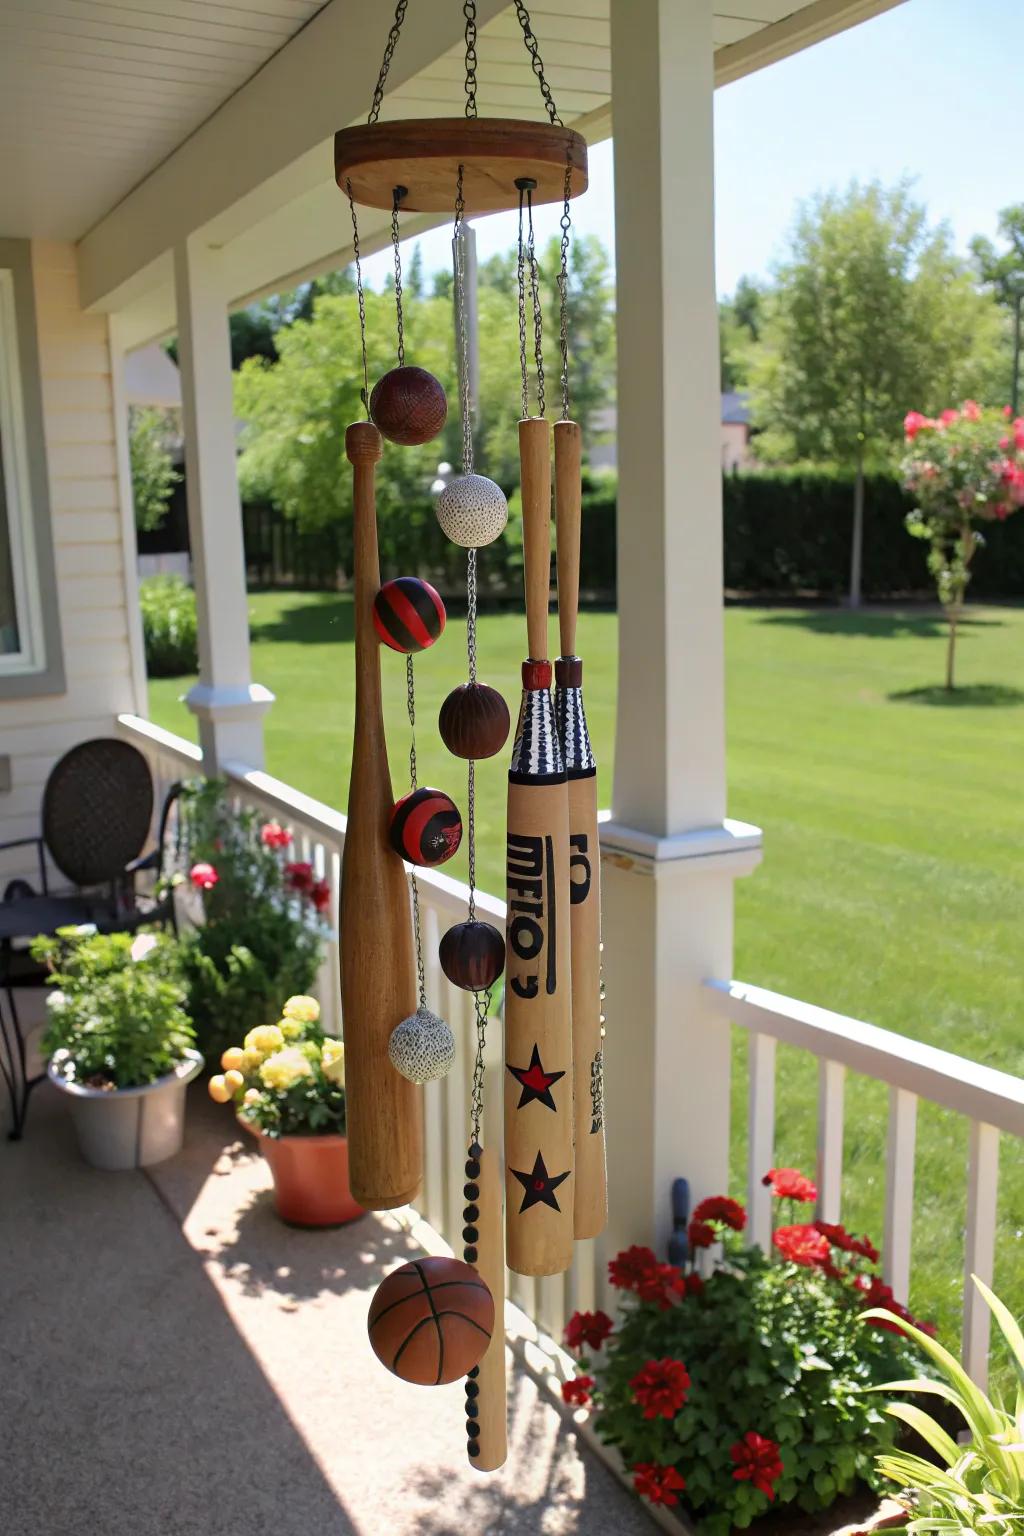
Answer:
[207, 994, 361, 1228]
[564, 1168, 934, 1532]
[34, 926, 202, 1171]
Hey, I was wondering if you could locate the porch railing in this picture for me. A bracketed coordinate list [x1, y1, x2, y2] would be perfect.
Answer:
[119, 713, 1023, 1383]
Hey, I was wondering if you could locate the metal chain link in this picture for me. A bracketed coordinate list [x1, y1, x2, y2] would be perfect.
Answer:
[513, 1, 562, 125]
[346, 181, 370, 417]
[453, 166, 474, 475]
[391, 188, 406, 367]
[406, 653, 418, 792]
[517, 187, 529, 418]
[368, 0, 409, 125]
[558, 160, 573, 421]
[463, 0, 478, 119]
[405, 653, 427, 1010]
[526, 188, 546, 418]
[469, 984, 488, 1147]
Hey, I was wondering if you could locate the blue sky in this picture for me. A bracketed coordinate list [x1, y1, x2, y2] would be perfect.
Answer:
[362, 0, 1018, 299]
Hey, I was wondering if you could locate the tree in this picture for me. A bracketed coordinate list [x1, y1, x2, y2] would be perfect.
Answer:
[750, 181, 1002, 606]
[720, 275, 764, 391]
[972, 205, 1024, 415]
[129, 406, 180, 533]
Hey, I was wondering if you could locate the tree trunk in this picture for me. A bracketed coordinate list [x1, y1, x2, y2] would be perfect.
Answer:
[848, 449, 865, 609]
[945, 605, 959, 691]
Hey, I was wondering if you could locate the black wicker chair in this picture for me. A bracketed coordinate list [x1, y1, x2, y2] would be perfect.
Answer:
[0, 738, 181, 1139]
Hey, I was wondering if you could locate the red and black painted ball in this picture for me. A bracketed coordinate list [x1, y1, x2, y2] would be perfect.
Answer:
[390, 787, 463, 867]
[373, 577, 446, 654]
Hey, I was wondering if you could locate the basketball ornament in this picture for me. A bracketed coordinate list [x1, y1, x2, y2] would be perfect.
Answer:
[389, 787, 463, 867]
[388, 1007, 456, 1084]
[368, 1256, 494, 1385]
[373, 577, 445, 654]
[439, 681, 510, 760]
[369, 365, 447, 447]
[439, 920, 505, 993]
[435, 473, 508, 549]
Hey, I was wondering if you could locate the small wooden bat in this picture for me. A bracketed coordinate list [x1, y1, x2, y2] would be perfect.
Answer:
[504, 416, 574, 1278]
[340, 421, 422, 1211]
[554, 420, 606, 1241]
[468, 1144, 507, 1472]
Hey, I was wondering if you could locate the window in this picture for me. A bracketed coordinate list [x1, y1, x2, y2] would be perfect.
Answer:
[0, 266, 46, 677]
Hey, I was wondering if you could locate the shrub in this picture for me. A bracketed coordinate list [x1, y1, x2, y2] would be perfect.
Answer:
[207, 993, 346, 1137]
[570, 1173, 933, 1533]
[139, 575, 198, 676]
[33, 927, 194, 1089]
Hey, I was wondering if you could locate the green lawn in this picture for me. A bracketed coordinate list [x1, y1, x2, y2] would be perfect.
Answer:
[150, 594, 1024, 1348]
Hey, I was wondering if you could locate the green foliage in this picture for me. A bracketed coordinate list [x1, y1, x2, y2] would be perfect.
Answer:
[129, 406, 180, 533]
[720, 275, 765, 390]
[972, 204, 1024, 413]
[870, 1278, 1024, 1534]
[176, 780, 324, 1061]
[139, 574, 198, 676]
[34, 928, 194, 1090]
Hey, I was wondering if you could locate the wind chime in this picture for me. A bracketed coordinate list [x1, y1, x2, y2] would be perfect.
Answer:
[335, 0, 604, 1475]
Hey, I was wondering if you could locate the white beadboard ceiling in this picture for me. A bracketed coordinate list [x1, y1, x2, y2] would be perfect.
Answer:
[0, 0, 809, 243]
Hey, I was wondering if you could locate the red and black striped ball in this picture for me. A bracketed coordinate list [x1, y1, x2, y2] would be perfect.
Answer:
[369, 366, 447, 447]
[439, 920, 506, 992]
[438, 682, 510, 760]
[390, 787, 463, 867]
[373, 577, 446, 654]
[368, 1256, 494, 1385]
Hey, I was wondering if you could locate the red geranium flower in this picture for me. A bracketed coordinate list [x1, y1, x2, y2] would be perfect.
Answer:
[773, 1223, 830, 1267]
[692, 1195, 747, 1231]
[632, 1464, 686, 1507]
[189, 861, 219, 890]
[763, 1167, 818, 1203]
[285, 860, 314, 893]
[608, 1245, 659, 1291]
[260, 821, 293, 849]
[561, 1374, 594, 1408]
[816, 1222, 880, 1265]
[564, 1309, 614, 1352]
[685, 1272, 704, 1297]
[850, 1234, 880, 1263]
[635, 1262, 687, 1310]
[730, 1432, 784, 1500]
[630, 1358, 691, 1420]
[687, 1218, 715, 1249]
[311, 877, 331, 913]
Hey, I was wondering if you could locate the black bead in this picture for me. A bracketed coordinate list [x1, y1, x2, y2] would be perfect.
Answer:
[466, 1419, 479, 1437]
[462, 1225, 479, 1244]
[463, 1246, 478, 1264]
[465, 1399, 479, 1420]
[468, 1440, 480, 1458]
[466, 1379, 480, 1399]
[467, 1366, 480, 1379]
[468, 1141, 483, 1159]
[463, 1182, 479, 1201]
[465, 1159, 480, 1179]
[463, 1204, 479, 1222]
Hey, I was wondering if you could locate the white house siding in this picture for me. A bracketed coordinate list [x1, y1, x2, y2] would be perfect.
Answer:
[0, 240, 137, 889]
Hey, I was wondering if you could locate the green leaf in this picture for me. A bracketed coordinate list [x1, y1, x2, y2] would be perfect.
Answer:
[885, 1402, 960, 1466]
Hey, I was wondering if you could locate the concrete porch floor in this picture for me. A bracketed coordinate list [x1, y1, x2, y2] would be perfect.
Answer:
[0, 1084, 655, 1536]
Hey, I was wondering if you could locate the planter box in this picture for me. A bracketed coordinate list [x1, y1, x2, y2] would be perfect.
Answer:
[243, 1123, 363, 1227]
[49, 1049, 204, 1170]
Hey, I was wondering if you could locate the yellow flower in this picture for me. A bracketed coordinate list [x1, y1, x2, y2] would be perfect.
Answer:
[223, 1069, 245, 1095]
[259, 1046, 314, 1092]
[243, 1024, 285, 1061]
[279, 1017, 304, 1041]
[243, 1088, 261, 1106]
[242, 1048, 264, 1072]
[321, 1038, 345, 1085]
[208, 1074, 231, 1104]
[282, 995, 320, 1025]
[220, 1046, 245, 1073]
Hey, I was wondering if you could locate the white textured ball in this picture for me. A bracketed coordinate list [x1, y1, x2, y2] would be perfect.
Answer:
[435, 473, 508, 549]
[388, 1007, 456, 1084]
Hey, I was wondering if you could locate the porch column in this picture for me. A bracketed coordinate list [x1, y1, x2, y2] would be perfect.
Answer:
[600, 0, 762, 1274]
[174, 235, 272, 772]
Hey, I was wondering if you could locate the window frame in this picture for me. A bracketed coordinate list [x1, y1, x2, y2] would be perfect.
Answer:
[0, 266, 46, 676]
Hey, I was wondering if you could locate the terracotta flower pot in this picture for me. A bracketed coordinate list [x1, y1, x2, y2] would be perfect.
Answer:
[258, 1131, 364, 1227]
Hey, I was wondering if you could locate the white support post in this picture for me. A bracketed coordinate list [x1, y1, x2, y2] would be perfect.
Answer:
[884, 1086, 917, 1304]
[108, 314, 149, 722]
[816, 1059, 846, 1224]
[601, 0, 763, 1270]
[748, 1032, 777, 1251]
[174, 234, 273, 773]
[963, 1120, 999, 1389]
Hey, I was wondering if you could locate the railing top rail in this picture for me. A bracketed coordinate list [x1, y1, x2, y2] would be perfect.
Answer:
[118, 712, 202, 769]
[710, 979, 1024, 1138]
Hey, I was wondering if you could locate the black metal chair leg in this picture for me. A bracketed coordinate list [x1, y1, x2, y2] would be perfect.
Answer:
[0, 988, 27, 1140]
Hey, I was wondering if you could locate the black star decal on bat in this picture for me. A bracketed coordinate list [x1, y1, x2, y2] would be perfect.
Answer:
[511, 1151, 571, 1214]
[507, 1043, 566, 1111]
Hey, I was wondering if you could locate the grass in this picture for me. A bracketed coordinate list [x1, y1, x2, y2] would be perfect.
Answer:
[149, 593, 1024, 1352]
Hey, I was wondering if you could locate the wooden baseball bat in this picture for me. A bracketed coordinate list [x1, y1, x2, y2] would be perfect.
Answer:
[554, 419, 606, 1241]
[504, 416, 574, 1277]
[468, 1144, 507, 1472]
[340, 421, 422, 1211]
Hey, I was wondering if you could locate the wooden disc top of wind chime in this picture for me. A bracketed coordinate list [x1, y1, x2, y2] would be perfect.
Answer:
[335, 118, 588, 214]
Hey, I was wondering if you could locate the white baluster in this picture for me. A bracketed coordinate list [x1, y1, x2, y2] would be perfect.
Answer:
[884, 1087, 917, 1304]
[816, 1059, 845, 1224]
[963, 1120, 999, 1389]
[748, 1031, 776, 1250]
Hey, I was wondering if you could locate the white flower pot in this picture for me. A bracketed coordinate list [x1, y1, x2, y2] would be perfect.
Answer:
[48, 1048, 204, 1170]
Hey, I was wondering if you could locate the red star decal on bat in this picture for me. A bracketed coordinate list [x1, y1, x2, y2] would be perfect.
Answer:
[507, 1043, 566, 1111]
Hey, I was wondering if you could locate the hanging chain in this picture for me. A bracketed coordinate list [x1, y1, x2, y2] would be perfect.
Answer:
[391, 188, 406, 367]
[463, 0, 478, 119]
[368, 0, 409, 125]
[558, 160, 572, 421]
[453, 166, 474, 475]
[513, 1, 562, 125]
[517, 186, 529, 418]
[469, 985, 488, 1147]
[346, 182, 370, 417]
[405, 654, 428, 1011]
[526, 188, 546, 418]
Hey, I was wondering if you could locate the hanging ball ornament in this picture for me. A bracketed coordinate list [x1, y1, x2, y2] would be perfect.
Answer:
[373, 576, 446, 654]
[368, 1255, 494, 1386]
[369, 366, 447, 447]
[439, 920, 506, 993]
[388, 1007, 456, 1084]
[438, 681, 510, 760]
[389, 786, 463, 867]
[436, 473, 508, 549]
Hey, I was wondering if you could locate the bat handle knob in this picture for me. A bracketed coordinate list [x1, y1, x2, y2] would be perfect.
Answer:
[346, 421, 383, 465]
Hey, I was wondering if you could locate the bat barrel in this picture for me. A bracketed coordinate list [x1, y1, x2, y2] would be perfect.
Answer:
[468, 1145, 507, 1472]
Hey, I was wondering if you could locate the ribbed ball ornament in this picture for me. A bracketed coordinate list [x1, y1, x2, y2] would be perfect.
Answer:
[438, 682, 510, 760]
[369, 366, 447, 447]
[388, 1007, 456, 1084]
[435, 473, 508, 548]
[439, 920, 506, 992]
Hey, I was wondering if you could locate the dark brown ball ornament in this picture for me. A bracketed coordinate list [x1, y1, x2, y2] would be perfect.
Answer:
[369, 366, 447, 447]
[438, 682, 510, 761]
[439, 920, 506, 992]
[367, 1255, 494, 1385]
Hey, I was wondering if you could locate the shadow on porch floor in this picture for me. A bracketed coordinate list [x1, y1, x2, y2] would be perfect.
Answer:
[0, 1087, 656, 1535]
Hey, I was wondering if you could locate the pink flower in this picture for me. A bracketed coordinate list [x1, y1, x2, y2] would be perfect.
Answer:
[261, 821, 293, 849]
[903, 410, 929, 439]
[561, 1374, 594, 1408]
[962, 399, 981, 422]
[189, 861, 219, 890]
[940, 408, 960, 426]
